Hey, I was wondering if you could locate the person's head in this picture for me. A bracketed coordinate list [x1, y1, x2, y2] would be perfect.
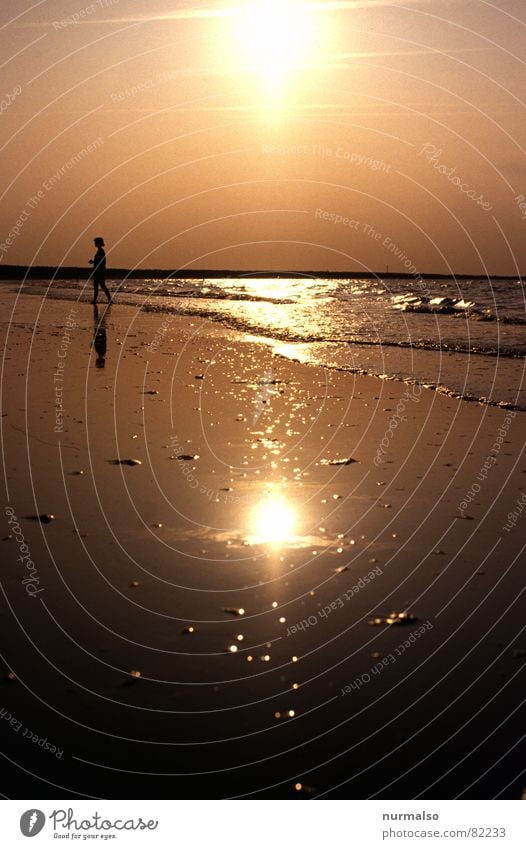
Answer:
[94, 237, 105, 247]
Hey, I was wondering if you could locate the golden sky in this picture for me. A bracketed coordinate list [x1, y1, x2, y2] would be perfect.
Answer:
[1, 0, 526, 274]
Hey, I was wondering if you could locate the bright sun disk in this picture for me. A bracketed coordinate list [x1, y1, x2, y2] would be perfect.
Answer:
[235, 1, 314, 82]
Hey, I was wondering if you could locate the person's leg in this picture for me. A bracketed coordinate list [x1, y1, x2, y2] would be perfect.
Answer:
[100, 281, 111, 303]
[92, 280, 99, 304]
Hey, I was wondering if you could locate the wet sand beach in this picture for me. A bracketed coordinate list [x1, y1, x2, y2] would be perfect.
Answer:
[1, 291, 525, 800]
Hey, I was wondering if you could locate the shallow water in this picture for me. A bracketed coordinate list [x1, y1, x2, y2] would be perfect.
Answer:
[7, 275, 526, 408]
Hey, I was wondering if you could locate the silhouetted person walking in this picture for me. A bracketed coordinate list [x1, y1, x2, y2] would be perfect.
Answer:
[89, 236, 111, 304]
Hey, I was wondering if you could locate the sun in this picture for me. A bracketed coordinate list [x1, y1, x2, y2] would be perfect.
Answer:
[233, 1, 315, 89]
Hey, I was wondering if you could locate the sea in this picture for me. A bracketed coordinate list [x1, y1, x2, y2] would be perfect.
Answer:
[8, 274, 526, 410]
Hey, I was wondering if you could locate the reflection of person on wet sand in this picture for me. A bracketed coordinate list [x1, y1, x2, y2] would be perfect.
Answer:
[92, 303, 108, 368]
[89, 236, 112, 304]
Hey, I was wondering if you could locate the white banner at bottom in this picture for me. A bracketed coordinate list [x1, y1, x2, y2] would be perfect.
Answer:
[2, 800, 525, 848]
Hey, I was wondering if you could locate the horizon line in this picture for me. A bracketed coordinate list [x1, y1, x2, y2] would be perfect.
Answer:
[0, 264, 523, 281]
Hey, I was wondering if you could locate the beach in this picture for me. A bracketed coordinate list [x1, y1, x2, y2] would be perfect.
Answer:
[1, 288, 525, 800]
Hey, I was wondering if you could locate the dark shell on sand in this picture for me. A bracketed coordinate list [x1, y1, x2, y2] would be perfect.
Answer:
[28, 514, 55, 523]
[369, 611, 419, 626]
[110, 459, 142, 466]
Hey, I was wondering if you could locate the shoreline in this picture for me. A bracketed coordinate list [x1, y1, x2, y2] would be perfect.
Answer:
[7, 284, 526, 412]
[1, 293, 525, 799]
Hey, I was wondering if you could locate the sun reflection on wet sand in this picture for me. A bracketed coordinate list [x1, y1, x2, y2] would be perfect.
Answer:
[247, 490, 298, 546]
